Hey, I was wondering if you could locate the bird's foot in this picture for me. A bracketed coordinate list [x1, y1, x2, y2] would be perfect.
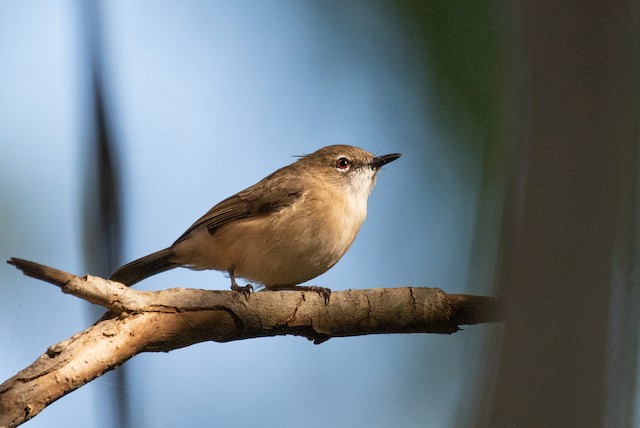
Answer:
[268, 284, 331, 305]
[308, 286, 331, 305]
[231, 282, 253, 300]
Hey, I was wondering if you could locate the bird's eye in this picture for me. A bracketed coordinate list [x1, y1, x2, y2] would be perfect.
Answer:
[336, 157, 350, 170]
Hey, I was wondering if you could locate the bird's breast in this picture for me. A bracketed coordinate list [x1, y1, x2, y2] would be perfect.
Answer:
[172, 188, 369, 287]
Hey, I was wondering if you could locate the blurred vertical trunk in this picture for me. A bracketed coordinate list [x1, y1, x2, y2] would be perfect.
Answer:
[480, 2, 639, 426]
[78, 2, 130, 427]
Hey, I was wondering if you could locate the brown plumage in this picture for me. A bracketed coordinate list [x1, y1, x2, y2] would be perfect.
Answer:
[109, 145, 400, 302]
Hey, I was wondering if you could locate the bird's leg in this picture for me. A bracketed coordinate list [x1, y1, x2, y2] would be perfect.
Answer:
[229, 270, 253, 300]
[268, 284, 331, 305]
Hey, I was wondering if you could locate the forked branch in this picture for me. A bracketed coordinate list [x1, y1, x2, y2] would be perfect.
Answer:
[1, 258, 502, 427]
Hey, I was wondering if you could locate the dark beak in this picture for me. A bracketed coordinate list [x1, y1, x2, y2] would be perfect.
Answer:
[371, 153, 401, 169]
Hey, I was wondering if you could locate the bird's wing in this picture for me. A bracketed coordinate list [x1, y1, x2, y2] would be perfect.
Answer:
[172, 172, 304, 245]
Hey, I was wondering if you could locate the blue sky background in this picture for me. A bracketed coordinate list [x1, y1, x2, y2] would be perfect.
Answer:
[0, 2, 493, 426]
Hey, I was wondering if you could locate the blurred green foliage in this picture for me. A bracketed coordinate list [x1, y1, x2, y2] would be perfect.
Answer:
[399, 0, 503, 152]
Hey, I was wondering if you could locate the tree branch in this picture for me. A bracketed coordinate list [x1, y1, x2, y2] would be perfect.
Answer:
[1, 258, 502, 427]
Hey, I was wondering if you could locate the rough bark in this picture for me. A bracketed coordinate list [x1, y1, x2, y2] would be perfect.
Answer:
[1, 258, 501, 427]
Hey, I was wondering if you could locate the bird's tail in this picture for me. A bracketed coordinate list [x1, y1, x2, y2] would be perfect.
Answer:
[109, 247, 177, 287]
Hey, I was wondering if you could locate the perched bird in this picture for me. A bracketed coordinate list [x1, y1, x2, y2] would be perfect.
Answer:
[109, 145, 400, 303]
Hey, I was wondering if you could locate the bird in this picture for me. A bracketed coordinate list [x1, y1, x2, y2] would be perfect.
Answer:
[109, 145, 400, 303]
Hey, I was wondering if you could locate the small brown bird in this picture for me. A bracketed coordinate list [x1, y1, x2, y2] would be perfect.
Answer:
[109, 145, 400, 302]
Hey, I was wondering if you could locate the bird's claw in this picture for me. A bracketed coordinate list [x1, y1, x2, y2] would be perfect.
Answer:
[309, 286, 331, 305]
[231, 283, 254, 300]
